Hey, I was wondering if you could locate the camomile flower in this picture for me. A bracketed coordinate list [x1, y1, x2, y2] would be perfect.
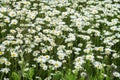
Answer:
[0, 13, 3, 18]
[53, 61, 62, 68]
[105, 48, 112, 54]
[111, 63, 117, 69]
[65, 33, 76, 42]
[11, 19, 18, 25]
[36, 25, 42, 31]
[0, 51, 4, 55]
[104, 31, 112, 36]
[2, 40, 10, 46]
[83, 48, 91, 54]
[94, 31, 100, 36]
[1, 29, 7, 33]
[45, 55, 50, 60]
[0, 57, 7, 64]
[86, 54, 94, 62]
[67, 42, 73, 47]
[48, 59, 55, 64]
[6, 35, 14, 40]
[22, 1, 31, 5]
[0, 68, 10, 74]
[3, 77, 9, 80]
[34, 37, 41, 43]
[4, 17, 10, 23]
[97, 56, 103, 59]
[94, 47, 104, 51]
[92, 9, 98, 14]
[112, 53, 120, 58]
[0, 0, 120, 79]
[24, 68, 29, 72]
[78, 43, 83, 47]
[41, 48, 47, 53]
[50, 41, 56, 47]
[16, 33, 23, 38]
[37, 56, 47, 63]
[65, 50, 72, 55]
[58, 54, 65, 60]
[73, 47, 81, 52]
[16, 39, 23, 44]
[5, 61, 11, 66]
[28, 29, 36, 34]
[33, 51, 40, 56]
[75, 57, 85, 64]
[10, 29, 16, 34]
[93, 61, 103, 69]
[11, 52, 18, 58]
[83, 36, 90, 40]
[42, 65, 48, 70]
[0, 7, 7, 13]
[8, 11, 16, 17]
[47, 46, 53, 51]
[30, 14, 36, 20]
[113, 72, 120, 78]
[81, 72, 87, 77]
[110, 26, 117, 31]
[57, 45, 65, 50]
[1, 0, 10, 3]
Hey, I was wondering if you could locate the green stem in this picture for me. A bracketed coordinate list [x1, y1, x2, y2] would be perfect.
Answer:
[0, 73, 4, 80]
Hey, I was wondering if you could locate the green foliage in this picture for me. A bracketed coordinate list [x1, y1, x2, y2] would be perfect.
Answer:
[28, 68, 34, 79]
[52, 71, 63, 80]
[23, 68, 34, 80]
[63, 69, 78, 80]
[0, 0, 120, 80]
[11, 72, 21, 80]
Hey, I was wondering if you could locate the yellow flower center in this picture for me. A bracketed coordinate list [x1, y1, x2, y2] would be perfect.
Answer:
[55, 63, 59, 67]
[0, 52, 3, 55]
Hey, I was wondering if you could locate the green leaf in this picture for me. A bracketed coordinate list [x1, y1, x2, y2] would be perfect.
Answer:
[80, 77, 85, 80]
[23, 73, 29, 78]
[11, 72, 21, 80]
[53, 72, 62, 80]
[28, 68, 34, 79]
[64, 69, 77, 80]
[106, 77, 111, 80]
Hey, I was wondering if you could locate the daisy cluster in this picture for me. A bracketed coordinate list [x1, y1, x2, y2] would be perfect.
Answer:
[0, 0, 120, 80]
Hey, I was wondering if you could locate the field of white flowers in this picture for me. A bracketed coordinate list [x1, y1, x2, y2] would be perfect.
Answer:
[0, 0, 120, 80]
